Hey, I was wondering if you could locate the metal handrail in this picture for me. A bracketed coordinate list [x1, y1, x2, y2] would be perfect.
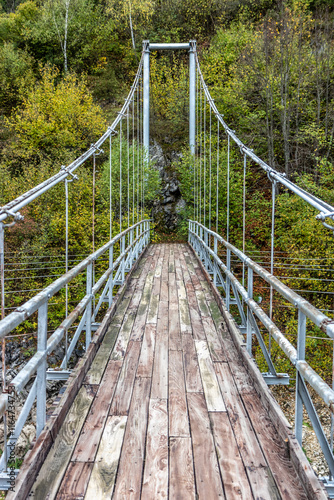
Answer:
[0, 220, 151, 480]
[0, 48, 146, 224]
[189, 219, 334, 479]
[194, 51, 334, 228]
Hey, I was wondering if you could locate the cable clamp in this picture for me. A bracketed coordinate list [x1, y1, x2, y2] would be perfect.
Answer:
[316, 211, 334, 222]
[0, 208, 24, 225]
[267, 170, 277, 185]
[91, 144, 104, 156]
[108, 126, 118, 136]
[60, 166, 78, 182]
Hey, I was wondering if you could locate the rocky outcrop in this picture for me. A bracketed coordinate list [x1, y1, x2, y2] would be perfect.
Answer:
[150, 142, 184, 232]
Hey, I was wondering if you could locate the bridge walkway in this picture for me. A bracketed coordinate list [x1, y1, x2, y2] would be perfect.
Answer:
[17, 243, 313, 498]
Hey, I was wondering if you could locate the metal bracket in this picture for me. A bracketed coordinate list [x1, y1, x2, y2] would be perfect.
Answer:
[60, 165, 78, 182]
[0, 470, 19, 490]
[0, 208, 24, 226]
[46, 369, 71, 381]
[262, 372, 290, 386]
[91, 144, 104, 156]
[91, 322, 101, 332]
[320, 477, 334, 498]
[316, 211, 334, 232]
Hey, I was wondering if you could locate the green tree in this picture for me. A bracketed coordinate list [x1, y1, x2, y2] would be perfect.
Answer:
[4, 65, 106, 173]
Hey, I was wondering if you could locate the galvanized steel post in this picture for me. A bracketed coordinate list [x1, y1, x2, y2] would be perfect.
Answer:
[86, 263, 93, 349]
[246, 268, 253, 355]
[108, 245, 113, 307]
[36, 300, 48, 437]
[189, 41, 196, 155]
[295, 309, 306, 445]
[143, 41, 150, 164]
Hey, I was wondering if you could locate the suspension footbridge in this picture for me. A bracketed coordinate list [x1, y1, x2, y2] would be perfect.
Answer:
[0, 41, 334, 498]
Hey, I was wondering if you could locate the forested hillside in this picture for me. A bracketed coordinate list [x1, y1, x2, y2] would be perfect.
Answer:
[1, 0, 334, 380]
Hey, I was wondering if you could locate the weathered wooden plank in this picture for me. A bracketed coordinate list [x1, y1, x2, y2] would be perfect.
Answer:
[169, 303, 182, 351]
[147, 290, 160, 324]
[195, 340, 226, 412]
[109, 340, 142, 415]
[113, 377, 151, 499]
[187, 392, 225, 499]
[169, 272, 178, 308]
[111, 310, 137, 361]
[222, 334, 258, 394]
[72, 360, 122, 462]
[210, 412, 254, 499]
[169, 350, 189, 437]
[182, 334, 203, 393]
[169, 246, 175, 273]
[84, 416, 127, 499]
[29, 385, 95, 499]
[187, 289, 206, 341]
[84, 325, 120, 385]
[195, 289, 210, 317]
[141, 399, 168, 499]
[57, 462, 93, 499]
[130, 271, 154, 341]
[201, 315, 227, 362]
[152, 276, 161, 296]
[242, 392, 308, 500]
[214, 362, 266, 468]
[137, 323, 156, 378]
[246, 466, 281, 500]
[151, 314, 168, 399]
[174, 257, 183, 282]
[169, 437, 196, 500]
[112, 295, 132, 325]
[178, 298, 192, 335]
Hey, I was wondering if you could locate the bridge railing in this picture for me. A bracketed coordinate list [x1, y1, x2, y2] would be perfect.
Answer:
[189, 219, 334, 488]
[0, 219, 151, 487]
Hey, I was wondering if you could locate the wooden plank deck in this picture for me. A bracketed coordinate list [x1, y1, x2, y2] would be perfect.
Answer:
[24, 243, 321, 499]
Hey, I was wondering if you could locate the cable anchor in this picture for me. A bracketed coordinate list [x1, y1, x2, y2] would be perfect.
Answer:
[316, 211, 334, 233]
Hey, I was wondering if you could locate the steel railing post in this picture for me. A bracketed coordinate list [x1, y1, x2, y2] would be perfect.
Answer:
[189, 41, 196, 156]
[108, 245, 114, 307]
[36, 300, 48, 437]
[226, 248, 231, 311]
[213, 235, 217, 286]
[295, 309, 306, 445]
[143, 41, 150, 166]
[86, 262, 92, 350]
[246, 267, 253, 355]
[122, 234, 126, 282]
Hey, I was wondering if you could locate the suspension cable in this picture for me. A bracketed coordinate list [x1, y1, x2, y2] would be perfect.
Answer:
[127, 104, 130, 228]
[216, 120, 219, 233]
[227, 135, 230, 244]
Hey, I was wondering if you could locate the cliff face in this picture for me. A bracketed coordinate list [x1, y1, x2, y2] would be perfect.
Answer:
[150, 142, 185, 232]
